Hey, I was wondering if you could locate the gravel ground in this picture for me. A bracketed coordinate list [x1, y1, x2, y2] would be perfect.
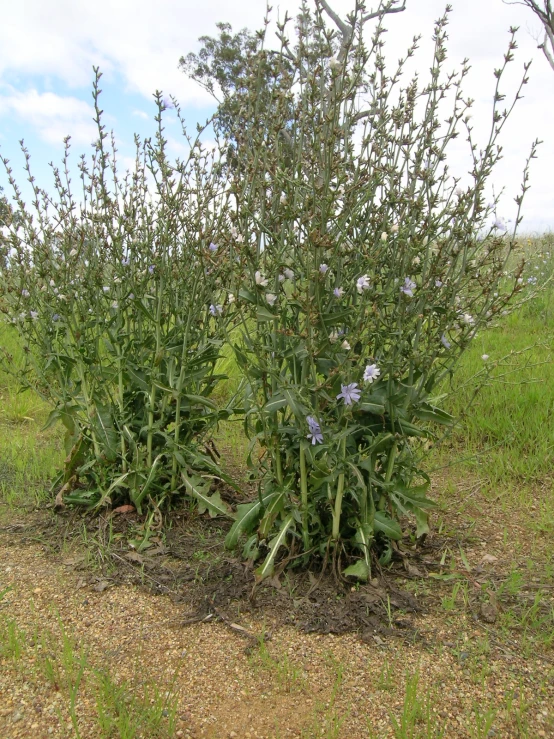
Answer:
[1, 530, 553, 739]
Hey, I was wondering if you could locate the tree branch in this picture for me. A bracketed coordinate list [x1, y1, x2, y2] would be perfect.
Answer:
[539, 29, 554, 69]
[316, 0, 351, 39]
[362, 0, 407, 22]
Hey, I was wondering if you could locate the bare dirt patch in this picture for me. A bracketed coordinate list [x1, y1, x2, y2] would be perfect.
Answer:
[1, 477, 553, 738]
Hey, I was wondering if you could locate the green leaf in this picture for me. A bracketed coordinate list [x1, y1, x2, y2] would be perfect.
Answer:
[257, 306, 276, 322]
[125, 366, 149, 391]
[224, 491, 280, 550]
[181, 472, 233, 519]
[359, 401, 385, 414]
[395, 418, 426, 437]
[258, 491, 285, 538]
[262, 395, 288, 414]
[415, 508, 430, 538]
[373, 511, 402, 540]
[238, 288, 258, 305]
[90, 402, 118, 462]
[131, 454, 164, 512]
[412, 404, 455, 425]
[342, 559, 369, 582]
[182, 394, 218, 411]
[134, 299, 156, 322]
[394, 483, 437, 511]
[255, 514, 294, 581]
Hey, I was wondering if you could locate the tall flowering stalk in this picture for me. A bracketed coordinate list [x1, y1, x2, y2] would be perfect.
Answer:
[220, 3, 536, 579]
[0, 70, 237, 514]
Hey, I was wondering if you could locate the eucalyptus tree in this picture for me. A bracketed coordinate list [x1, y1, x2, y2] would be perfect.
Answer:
[504, 0, 554, 71]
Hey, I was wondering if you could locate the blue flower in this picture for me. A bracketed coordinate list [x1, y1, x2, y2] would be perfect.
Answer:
[209, 242, 218, 253]
[209, 304, 223, 316]
[52, 313, 61, 322]
[333, 287, 344, 298]
[306, 416, 323, 445]
[121, 258, 130, 267]
[319, 263, 329, 274]
[401, 278, 416, 297]
[148, 265, 155, 274]
[337, 383, 361, 406]
[440, 334, 451, 349]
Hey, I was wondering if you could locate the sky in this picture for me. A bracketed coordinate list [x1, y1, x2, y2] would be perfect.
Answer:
[0, 0, 552, 233]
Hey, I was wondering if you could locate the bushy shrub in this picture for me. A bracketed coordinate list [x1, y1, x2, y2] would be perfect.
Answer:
[217, 4, 537, 578]
[0, 72, 237, 513]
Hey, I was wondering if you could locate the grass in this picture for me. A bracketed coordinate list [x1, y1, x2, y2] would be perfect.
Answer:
[0, 612, 180, 738]
[1, 237, 554, 737]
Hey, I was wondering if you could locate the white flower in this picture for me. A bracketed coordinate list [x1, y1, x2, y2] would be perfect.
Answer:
[30, 310, 39, 320]
[329, 56, 341, 71]
[50, 279, 56, 287]
[69, 248, 78, 258]
[278, 273, 285, 282]
[266, 293, 277, 306]
[21, 289, 30, 298]
[341, 340, 351, 350]
[209, 304, 223, 316]
[280, 193, 287, 205]
[482, 354, 489, 361]
[111, 301, 119, 309]
[356, 274, 371, 293]
[284, 268, 294, 280]
[363, 364, 380, 384]
[391, 224, 399, 234]
[227, 294, 235, 304]
[236, 234, 244, 243]
[412, 256, 421, 266]
[435, 280, 443, 288]
[462, 313, 475, 326]
[103, 286, 110, 293]
[380, 232, 387, 242]
[255, 271, 268, 287]
[329, 330, 340, 344]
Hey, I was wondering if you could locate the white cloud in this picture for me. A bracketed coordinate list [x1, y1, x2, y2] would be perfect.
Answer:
[0, 89, 97, 146]
[0, 0, 552, 229]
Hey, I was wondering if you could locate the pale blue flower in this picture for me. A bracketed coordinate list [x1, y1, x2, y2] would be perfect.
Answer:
[121, 258, 130, 267]
[493, 218, 507, 232]
[30, 310, 38, 320]
[527, 276, 537, 285]
[148, 265, 155, 274]
[337, 383, 361, 406]
[209, 242, 218, 253]
[306, 416, 323, 445]
[209, 304, 223, 316]
[333, 287, 344, 298]
[319, 264, 329, 274]
[401, 278, 416, 297]
[356, 274, 371, 293]
[52, 313, 61, 322]
[440, 334, 451, 349]
[363, 364, 380, 384]
[435, 280, 443, 287]
[21, 289, 30, 298]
